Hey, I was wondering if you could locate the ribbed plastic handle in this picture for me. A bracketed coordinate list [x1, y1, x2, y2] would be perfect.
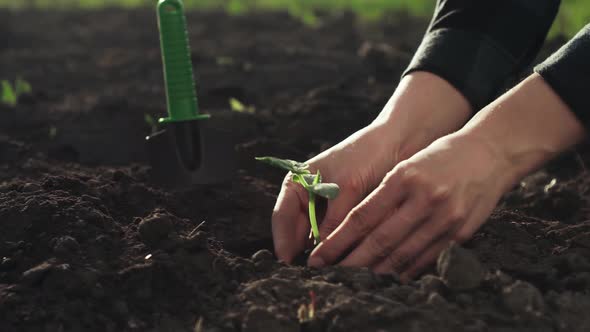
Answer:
[157, 0, 208, 123]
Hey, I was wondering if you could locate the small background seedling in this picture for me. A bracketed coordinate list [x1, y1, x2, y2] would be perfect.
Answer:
[256, 156, 339, 246]
[144, 113, 159, 134]
[297, 290, 317, 323]
[1, 77, 32, 107]
[229, 97, 255, 114]
[48, 125, 58, 139]
[0, 1, 586, 39]
[216, 56, 235, 66]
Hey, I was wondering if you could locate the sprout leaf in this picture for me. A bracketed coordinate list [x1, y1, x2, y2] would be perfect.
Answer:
[255, 156, 309, 174]
[1, 80, 16, 106]
[308, 183, 340, 200]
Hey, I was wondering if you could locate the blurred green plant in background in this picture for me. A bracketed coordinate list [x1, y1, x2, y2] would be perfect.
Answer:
[1, 78, 32, 107]
[0, 0, 588, 37]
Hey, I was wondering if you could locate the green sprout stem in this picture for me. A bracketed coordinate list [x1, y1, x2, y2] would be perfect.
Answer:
[308, 192, 320, 245]
[255, 156, 340, 248]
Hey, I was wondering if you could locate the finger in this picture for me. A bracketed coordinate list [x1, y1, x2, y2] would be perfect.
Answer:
[398, 236, 454, 283]
[338, 194, 432, 268]
[399, 214, 477, 281]
[372, 203, 467, 274]
[307, 177, 407, 268]
[318, 189, 363, 240]
[272, 175, 310, 263]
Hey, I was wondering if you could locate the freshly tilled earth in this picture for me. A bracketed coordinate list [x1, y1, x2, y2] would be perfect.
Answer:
[1, 8, 590, 332]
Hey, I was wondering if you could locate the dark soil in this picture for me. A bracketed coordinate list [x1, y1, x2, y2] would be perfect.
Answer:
[2, 8, 590, 332]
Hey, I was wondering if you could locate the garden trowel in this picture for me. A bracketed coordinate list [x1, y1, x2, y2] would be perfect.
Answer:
[146, 0, 234, 188]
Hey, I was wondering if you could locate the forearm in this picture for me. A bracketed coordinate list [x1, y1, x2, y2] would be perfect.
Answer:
[460, 73, 586, 190]
[373, 71, 471, 161]
[404, 0, 559, 110]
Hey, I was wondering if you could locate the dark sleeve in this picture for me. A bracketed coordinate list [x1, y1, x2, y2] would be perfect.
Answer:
[534, 25, 590, 126]
[402, 0, 560, 111]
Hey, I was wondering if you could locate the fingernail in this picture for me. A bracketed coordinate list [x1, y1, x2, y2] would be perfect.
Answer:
[307, 256, 326, 268]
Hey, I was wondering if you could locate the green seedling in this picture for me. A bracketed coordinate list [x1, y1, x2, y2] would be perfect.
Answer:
[144, 114, 159, 134]
[48, 126, 58, 139]
[1, 77, 31, 107]
[297, 290, 317, 323]
[216, 56, 235, 66]
[194, 317, 204, 332]
[229, 97, 255, 114]
[256, 156, 339, 246]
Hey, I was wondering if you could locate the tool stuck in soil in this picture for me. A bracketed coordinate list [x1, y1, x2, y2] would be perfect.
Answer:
[146, 0, 234, 188]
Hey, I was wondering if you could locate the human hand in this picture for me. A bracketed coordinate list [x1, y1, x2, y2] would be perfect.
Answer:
[308, 73, 586, 280]
[307, 133, 514, 280]
[271, 122, 402, 263]
[272, 72, 472, 263]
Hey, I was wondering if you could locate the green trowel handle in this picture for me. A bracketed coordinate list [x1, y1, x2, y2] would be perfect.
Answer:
[157, 0, 209, 124]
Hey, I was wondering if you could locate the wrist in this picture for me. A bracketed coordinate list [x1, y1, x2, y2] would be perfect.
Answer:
[460, 73, 586, 188]
[374, 71, 472, 161]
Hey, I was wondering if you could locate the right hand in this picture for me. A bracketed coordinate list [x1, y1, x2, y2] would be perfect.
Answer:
[271, 72, 473, 263]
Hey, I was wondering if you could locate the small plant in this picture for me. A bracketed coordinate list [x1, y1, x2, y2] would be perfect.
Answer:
[48, 125, 58, 139]
[1, 77, 32, 107]
[144, 113, 159, 134]
[215, 56, 235, 66]
[229, 97, 255, 114]
[297, 290, 317, 323]
[256, 156, 339, 246]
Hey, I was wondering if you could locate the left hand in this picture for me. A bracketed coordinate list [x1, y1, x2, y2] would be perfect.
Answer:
[307, 132, 515, 281]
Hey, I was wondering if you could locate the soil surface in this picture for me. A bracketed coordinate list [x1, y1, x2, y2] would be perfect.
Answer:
[2, 8, 590, 332]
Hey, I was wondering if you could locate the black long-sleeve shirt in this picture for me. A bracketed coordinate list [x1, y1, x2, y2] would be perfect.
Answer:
[403, 0, 590, 126]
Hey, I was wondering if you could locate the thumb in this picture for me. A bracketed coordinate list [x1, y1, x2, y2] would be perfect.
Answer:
[272, 176, 310, 263]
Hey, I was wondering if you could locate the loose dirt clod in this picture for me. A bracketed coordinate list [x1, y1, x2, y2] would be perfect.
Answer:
[502, 280, 545, 315]
[420, 274, 446, 294]
[138, 212, 173, 247]
[52, 235, 80, 255]
[182, 231, 208, 250]
[437, 243, 485, 291]
[21, 259, 55, 285]
[251, 249, 274, 262]
[426, 292, 447, 306]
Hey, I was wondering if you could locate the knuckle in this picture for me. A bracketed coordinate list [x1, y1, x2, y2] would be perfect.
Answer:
[320, 218, 339, 235]
[342, 175, 366, 197]
[386, 250, 412, 271]
[428, 185, 451, 203]
[347, 207, 372, 234]
[383, 167, 400, 183]
[366, 230, 391, 257]
[447, 205, 467, 224]
[395, 211, 413, 225]
[398, 166, 423, 187]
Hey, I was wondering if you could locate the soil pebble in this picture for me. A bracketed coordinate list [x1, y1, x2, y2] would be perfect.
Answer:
[182, 231, 208, 250]
[502, 280, 545, 315]
[426, 292, 447, 306]
[251, 249, 274, 262]
[419, 274, 446, 294]
[437, 243, 485, 291]
[21, 259, 55, 285]
[52, 235, 80, 255]
[138, 212, 174, 247]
